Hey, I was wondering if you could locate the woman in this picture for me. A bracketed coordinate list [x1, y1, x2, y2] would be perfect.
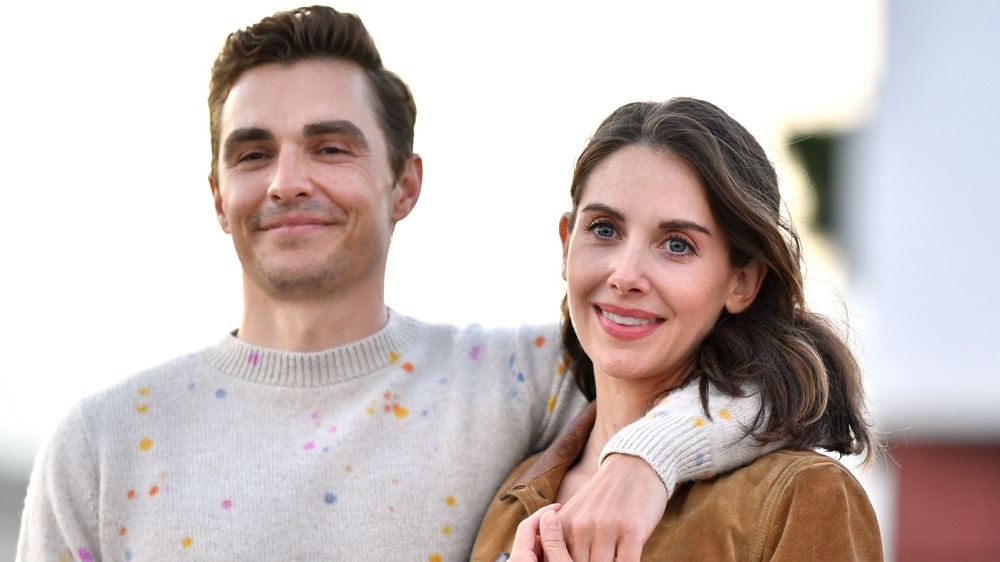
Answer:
[472, 98, 882, 561]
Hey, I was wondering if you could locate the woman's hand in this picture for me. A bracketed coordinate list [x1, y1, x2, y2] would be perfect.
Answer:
[508, 504, 574, 562]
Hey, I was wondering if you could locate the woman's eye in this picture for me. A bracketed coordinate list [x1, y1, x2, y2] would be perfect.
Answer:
[593, 223, 616, 238]
[666, 238, 690, 254]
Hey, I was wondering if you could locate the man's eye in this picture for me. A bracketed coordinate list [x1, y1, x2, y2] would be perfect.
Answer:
[238, 151, 266, 162]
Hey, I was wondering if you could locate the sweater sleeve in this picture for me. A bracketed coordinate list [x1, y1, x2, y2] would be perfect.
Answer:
[17, 404, 102, 562]
[599, 381, 785, 497]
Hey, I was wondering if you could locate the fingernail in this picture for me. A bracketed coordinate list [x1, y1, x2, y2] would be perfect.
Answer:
[543, 511, 560, 529]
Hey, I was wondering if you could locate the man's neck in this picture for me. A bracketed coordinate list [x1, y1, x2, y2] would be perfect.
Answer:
[236, 278, 389, 352]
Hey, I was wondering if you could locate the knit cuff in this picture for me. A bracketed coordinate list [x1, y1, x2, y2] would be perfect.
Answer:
[600, 381, 774, 498]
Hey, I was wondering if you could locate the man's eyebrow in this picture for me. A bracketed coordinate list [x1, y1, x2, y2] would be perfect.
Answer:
[580, 202, 712, 235]
[303, 120, 370, 150]
[223, 127, 274, 156]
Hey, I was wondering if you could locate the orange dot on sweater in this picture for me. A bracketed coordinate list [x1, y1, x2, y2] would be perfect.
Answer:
[547, 396, 557, 412]
[442, 525, 452, 535]
[149, 485, 159, 496]
[393, 405, 410, 419]
[127, 489, 136, 500]
[119, 527, 127, 536]
[429, 555, 443, 562]
[445, 496, 456, 507]
[402, 362, 414, 373]
[535, 336, 546, 347]
[718, 409, 732, 421]
[139, 438, 153, 452]
[383, 391, 391, 400]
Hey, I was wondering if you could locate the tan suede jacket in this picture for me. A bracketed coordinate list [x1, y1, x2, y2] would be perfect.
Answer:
[472, 405, 883, 561]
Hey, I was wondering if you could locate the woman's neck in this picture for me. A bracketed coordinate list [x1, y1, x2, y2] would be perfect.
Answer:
[556, 371, 684, 503]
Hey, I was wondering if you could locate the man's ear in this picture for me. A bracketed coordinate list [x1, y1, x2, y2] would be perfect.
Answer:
[559, 213, 572, 281]
[725, 258, 767, 314]
[391, 154, 423, 222]
[209, 175, 231, 233]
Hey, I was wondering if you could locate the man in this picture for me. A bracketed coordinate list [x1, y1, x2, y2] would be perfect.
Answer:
[18, 7, 771, 561]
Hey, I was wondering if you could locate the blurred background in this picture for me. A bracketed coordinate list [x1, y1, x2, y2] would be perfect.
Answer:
[2, 1, 998, 560]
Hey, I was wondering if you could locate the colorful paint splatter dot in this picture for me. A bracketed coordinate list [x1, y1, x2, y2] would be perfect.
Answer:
[445, 496, 456, 507]
[469, 345, 481, 360]
[304, 442, 315, 451]
[324, 492, 337, 505]
[393, 405, 409, 419]
[429, 554, 443, 562]
[119, 527, 127, 536]
[535, 335, 546, 347]
[187, 382, 196, 390]
[182, 536, 193, 548]
[442, 525, 452, 535]
[547, 395, 557, 412]
[124, 550, 133, 561]
[516, 372, 525, 382]
[402, 362, 414, 373]
[248, 351, 260, 365]
[328, 425, 337, 433]
[127, 489, 136, 500]
[78, 548, 94, 562]
[222, 499, 233, 509]
[137, 388, 150, 397]
[139, 438, 153, 452]
[136, 404, 148, 414]
[149, 485, 159, 496]
[345, 465, 352, 473]
[215, 388, 227, 399]
[388, 351, 400, 363]
[718, 409, 732, 421]
[693, 417, 706, 428]
[695, 452, 706, 466]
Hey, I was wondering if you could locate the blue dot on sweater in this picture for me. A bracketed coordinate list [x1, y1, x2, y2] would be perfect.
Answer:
[215, 389, 227, 399]
[695, 452, 705, 466]
[124, 550, 133, 561]
[324, 493, 337, 505]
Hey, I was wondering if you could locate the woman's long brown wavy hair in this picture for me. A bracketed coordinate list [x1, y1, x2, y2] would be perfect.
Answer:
[562, 98, 878, 464]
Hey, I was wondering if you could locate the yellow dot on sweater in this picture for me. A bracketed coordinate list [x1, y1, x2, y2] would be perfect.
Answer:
[693, 417, 706, 428]
[138, 388, 150, 396]
[389, 351, 400, 363]
[556, 362, 567, 375]
[547, 395, 557, 412]
[181, 536, 193, 548]
[137, 404, 148, 414]
[442, 525, 452, 535]
[393, 405, 410, 419]
[718, 409, 732, 421]
[445, 496, 456, 507]
[139, 438, 153, 452]
[429, 555, 443, 562]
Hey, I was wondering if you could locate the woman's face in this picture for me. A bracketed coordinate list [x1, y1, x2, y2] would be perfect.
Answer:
[562, 145, 761, 390]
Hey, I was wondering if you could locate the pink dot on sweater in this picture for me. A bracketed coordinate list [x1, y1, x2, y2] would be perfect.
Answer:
[304, 442, 315, 450]
[469, 346, 481, 360]
[248, 352, 260, 365]
[222, 499, 233, 509]
[79, 548, 94, 562]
